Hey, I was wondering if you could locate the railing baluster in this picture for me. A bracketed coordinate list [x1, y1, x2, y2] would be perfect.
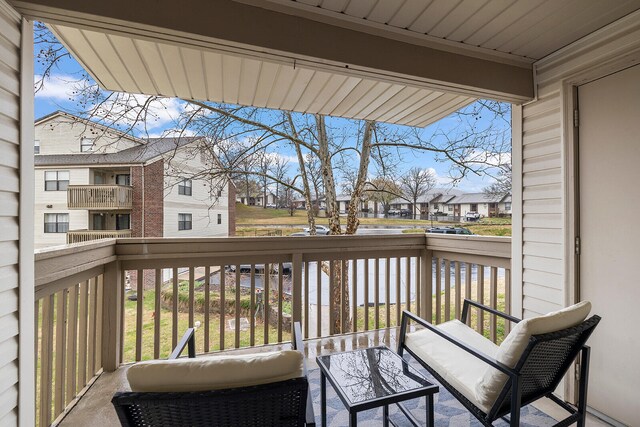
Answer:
[154, 269, 161, 359]
[189, 267, 195, 328]
[172, 268, 178, 350]
[364, 258, 369, 331]
[329, 261, 335, 335]
[504, 269, 512, 335]
[444, 259, 451, 321]
[235, 267, 241, 348]
[277, 263, 283, 342]
[204, 266, 210, 353]
[95, 275, 104, 371]
[415, 255, 420, 316]
[465, 263, 472, 327]
[54, 289, 67, 419]
[40, 294, 54, 427]
[454, 262, 461, 320]
[405, 256, 411, 314]
[88, 278, 97, 376]
[435, 258, 441, 324]
[477, 265, 485, 335]
[385, 257, 390, 328]
[395, 257, 401, 326]
[341, 259, 347, 334]
[490, 266, 498, 343]
[316, 261, 321, 338]
[220, 266, 226, 350]
[250, 265, 256, 346]
[374, 258, 380, 330]
[304, 261, 310, 338]
[66, 284, 78, 406]
[351, 259, 357, 333]
[135, 271, 143, 362]
[77, 281, 88, 389]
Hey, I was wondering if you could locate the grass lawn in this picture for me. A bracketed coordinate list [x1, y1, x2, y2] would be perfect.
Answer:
[236, 204, 511, 236]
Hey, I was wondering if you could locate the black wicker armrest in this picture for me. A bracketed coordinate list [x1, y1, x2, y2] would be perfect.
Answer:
[461, 299, 521, 325]
[400, 310, 515, 376]
[293, 322, 316, 426]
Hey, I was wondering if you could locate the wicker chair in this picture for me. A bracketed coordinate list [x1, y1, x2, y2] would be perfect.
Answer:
[112, 322, 315, 427]
[398, 299, 600, 427]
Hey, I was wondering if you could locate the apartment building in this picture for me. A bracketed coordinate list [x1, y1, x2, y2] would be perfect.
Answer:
[34, 111, 234, 248]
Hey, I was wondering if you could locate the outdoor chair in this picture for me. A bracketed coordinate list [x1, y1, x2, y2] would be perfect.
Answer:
[112, 322, 315, 426]
[398, 299, 600, 426]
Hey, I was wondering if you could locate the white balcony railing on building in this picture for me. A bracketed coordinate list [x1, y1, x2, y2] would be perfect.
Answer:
[34, 234, 511, 426]
[67, 185, 133, 209]
[67, 229, 132, 244]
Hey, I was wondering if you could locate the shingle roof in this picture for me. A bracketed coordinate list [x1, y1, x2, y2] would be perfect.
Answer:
[448, 192, 506, 204]
[34, 137, 201, 166]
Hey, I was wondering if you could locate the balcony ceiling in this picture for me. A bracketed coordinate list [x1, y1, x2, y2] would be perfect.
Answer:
[251, 0, 640, 61]
[14, 0, 640, 126]
[47, 24, 475, 128]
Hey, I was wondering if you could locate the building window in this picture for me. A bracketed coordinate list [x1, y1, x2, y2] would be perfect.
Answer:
[505, 202, 512, 210]
[448, 205, 453, 212]
[116, 174, 131, 186]
[116, 214, 130, 230]
[217, 189, 222, 197]
[44, 213, 69, 233]
[433, 204, 439, 211]
[217, 214, 222, 225]
[178, 179, 192, 196]
[178, 213, 192, 230]
[34, 139, 40, 154]
[44, 170, 69, 191]
[470, 203, 478, 211]
[80, 137, 94, 152]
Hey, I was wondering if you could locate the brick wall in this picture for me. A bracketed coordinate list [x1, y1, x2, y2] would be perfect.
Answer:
[131, 166, 143, 237]
[228, 180, 236, 236]
[143, 160, 164, 237]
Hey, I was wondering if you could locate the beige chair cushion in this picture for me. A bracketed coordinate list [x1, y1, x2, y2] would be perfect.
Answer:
[127, 350, 304, 392]
[475, 301, 592, 410]
[405, 319, 500, 413]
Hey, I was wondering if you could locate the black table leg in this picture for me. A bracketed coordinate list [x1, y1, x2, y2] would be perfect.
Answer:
[321, 371, 327, 427]
[349, 411, 357, 427]
[426, 394, 434, 427]
[383, 404, 389, 427]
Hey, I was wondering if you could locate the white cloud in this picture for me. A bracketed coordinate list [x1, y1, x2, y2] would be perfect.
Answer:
[34, 74, 78, 101]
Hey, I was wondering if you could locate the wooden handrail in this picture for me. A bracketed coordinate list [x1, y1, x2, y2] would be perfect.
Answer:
[67, 185, 133, 209]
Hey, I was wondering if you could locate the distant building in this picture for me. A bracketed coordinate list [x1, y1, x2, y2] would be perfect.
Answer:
[446, 192, 511, 218]
[34, 111, 234, 248]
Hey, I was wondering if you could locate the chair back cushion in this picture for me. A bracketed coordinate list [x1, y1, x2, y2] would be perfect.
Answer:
[127, 350, 304, 392]
[475, 301, 591, 409]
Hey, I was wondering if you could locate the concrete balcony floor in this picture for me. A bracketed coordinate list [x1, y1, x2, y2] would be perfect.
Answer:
[58, 328, 611, 426]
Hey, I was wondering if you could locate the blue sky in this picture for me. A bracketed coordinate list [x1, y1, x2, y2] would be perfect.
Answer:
[34, 30, 510, 193]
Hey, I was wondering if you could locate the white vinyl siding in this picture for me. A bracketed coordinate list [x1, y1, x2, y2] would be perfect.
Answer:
[0, 2, 24, 423]
[520, 88, 564, 317]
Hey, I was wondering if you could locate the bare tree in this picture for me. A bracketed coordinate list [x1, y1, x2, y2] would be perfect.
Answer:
[35, 25, 512, 333]
[399, 168, 436, 219]
[270, 156, 289, 208]
[256, 153, 273, 208]
[366, 177, 403, 217]
[484, 164, 512, 198]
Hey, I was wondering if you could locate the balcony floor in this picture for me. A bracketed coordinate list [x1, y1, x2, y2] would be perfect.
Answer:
[58, 328, 610, 426]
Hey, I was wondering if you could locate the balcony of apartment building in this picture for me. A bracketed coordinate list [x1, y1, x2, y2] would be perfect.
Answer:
[67, 168, 133, 211]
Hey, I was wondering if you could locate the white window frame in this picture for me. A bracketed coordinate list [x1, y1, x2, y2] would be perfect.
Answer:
[80, 137, 94, 152]
[178, 179, 192, 196]
[44, 213, 69, 233]
[44, 170, 69, 191]
[178, 213, 192, 230]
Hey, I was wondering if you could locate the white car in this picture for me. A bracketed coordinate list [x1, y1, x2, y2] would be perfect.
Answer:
[465, 211, 481, 221]
[303, 225, 330, 235]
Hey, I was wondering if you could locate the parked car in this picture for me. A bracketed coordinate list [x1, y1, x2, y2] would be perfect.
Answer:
[426, 227, 474, 235]
[465, 211, 481, 221]
[266, 203, 277, 208]
[303, 225, 330, 235]
[227, 262, 292, 274]
[399, 209, 412, 217]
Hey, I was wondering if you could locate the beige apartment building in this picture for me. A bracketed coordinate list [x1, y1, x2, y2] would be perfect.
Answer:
[34, 111, 234, 248]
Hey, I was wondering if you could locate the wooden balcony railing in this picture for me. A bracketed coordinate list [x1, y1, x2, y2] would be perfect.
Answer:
[34, 234, 511, 426]
[67, 185, 133, 209]
[67, 229, 132, 244]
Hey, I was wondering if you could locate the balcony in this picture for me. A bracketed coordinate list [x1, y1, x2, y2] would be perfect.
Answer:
[67, 229, 132, 244]
[34, 234, 515, 425]
[67, 185, 133, 210]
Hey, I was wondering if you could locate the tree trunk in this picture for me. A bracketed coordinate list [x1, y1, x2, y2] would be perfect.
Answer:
[315, 115, 341, 235]
[286, 113, 316, 234]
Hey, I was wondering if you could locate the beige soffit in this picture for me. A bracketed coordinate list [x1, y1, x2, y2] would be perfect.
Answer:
[252, 0, 640, 61]
[48, 23, 476, 128]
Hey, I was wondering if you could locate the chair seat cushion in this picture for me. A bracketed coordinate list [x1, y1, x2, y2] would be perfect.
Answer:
[127, 350, 304, 392]
[405, 319, 499, 413]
